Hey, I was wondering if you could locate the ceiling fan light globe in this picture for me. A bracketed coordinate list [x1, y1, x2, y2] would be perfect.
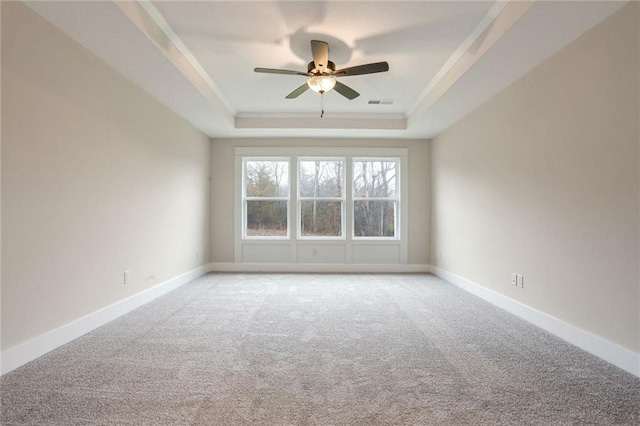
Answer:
[307, 76, 336, 94]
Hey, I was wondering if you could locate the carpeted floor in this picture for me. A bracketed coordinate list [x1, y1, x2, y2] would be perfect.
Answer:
[1, 273, 639, 425]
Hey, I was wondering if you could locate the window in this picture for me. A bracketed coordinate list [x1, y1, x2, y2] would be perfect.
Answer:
[237, 148, 405, 253]
[243, 159, 289, 238]
[353, 159, 399, 238]
[298, 159, 344, 238]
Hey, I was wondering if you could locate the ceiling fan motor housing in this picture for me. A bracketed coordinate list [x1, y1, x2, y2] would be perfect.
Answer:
[308, 60, 335, 74]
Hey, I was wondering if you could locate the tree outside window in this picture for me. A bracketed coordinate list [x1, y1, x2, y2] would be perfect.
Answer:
[242, 155, 400, 240]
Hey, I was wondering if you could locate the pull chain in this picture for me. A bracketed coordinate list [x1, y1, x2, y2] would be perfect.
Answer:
[320, 92, 325, 118]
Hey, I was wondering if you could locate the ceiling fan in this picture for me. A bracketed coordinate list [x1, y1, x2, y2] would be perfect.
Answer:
[254, 40, 389, 100]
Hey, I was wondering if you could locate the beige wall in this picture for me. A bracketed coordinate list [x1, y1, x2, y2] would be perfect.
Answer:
[431, 3, 639, 352]
[1, 2, 211, 351]
[211, 138, 430, 265]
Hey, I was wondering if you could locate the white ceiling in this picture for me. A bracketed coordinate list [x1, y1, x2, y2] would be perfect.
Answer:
[25, 1, 626, 140]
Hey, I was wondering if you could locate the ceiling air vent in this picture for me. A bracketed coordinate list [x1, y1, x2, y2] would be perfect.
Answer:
[368, 99, 395, 105]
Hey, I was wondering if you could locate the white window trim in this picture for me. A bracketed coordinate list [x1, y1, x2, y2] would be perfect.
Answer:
[234, 147, 409, 265]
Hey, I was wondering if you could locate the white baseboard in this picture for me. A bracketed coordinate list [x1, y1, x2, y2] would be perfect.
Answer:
[0, 263, 213, 376]
[210, 262, 431, 273]
[430, 266, 640, 378]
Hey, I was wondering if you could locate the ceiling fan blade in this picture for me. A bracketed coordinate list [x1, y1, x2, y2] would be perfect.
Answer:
[311, 40, 329, 73]
[333, 62, 389, 77]
[286, 83, 310, 99]
[254, 67, 309, 76]
[333, 81, 359, 100]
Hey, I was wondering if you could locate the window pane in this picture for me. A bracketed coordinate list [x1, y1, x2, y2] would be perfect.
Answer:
[353, 160, 397, 198]
[245, 161, 289, 197]
[354, 200, 395, 237]
[246, 200, 287, 236]
[299, 160, 343, 198]
[300, 201, 342, 237]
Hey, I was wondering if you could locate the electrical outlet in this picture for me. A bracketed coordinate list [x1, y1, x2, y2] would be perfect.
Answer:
[511, 273, 518, 286]
[124, 271, 131, 285]
[517, 274, 524, 288]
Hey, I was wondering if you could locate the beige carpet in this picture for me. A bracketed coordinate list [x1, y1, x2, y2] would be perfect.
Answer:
[1, 273, 639, 425]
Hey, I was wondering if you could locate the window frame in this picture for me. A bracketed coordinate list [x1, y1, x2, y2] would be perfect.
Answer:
[352, 157, 401, 240]
[297, 157, 346, 240]
[242, 156, 291, 240]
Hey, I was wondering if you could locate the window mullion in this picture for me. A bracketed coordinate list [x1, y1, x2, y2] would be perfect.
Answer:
[290, 156, 298, 254]
[346, 157, 353, 250]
